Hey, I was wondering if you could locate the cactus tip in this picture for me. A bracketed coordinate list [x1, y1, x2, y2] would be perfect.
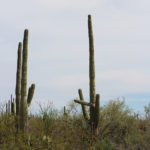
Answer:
[88, 14, 91, 19]
[24, 29, 29, 35]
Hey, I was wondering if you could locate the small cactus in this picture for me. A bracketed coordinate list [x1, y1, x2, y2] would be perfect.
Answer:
[6, 103, 8, 114]
[64, 106, 68, 116]
[11, 98, 15, 115]
[8, 100, 10, 115]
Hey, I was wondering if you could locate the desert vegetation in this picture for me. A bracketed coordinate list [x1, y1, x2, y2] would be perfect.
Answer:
[1, 15, 150, 149]
[1, 99, 150, 149]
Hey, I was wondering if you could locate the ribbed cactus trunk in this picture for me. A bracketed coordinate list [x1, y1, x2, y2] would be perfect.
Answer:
[19, 29, 28, 130]
[15, 42, 22, 116]
[88, 15, 96, 126]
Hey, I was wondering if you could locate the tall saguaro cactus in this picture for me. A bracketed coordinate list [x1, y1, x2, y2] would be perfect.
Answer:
[74, 15, 100, 134]
[15, 29, 35, 131]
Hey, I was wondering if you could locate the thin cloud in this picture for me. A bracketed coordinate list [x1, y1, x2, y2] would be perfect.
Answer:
[97, 69, 150, 95]
[51, 73, 88, 88]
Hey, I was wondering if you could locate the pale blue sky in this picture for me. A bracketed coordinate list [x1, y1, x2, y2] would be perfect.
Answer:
[0, 0, 150, 114]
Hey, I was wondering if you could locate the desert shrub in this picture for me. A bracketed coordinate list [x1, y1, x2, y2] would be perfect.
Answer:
[0, 99, 150, 149]
[98, 99, 150, 150]
[39, 104, 58, 136]
[99, 99, 133, 141]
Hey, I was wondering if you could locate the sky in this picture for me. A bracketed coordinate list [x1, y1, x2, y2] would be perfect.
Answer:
[0, 0, 150, 114]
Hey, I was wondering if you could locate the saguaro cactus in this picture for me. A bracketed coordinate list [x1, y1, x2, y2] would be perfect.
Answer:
[8, 100, 10, 115]
[11, 98, 15, 115]
[74, 15, 100, 134]
[17, 29, 35, 131]
[63, 106, 68, 116]
[6, 103, 8, 114]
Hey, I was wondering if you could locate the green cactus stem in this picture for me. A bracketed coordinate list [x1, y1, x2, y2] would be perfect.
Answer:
[19, 29, 29, 130]
[74, 99, 95, 107]
[15, 42, 22, 116]
[6, 103, 8, 114]
[27, 84, 35, 107]
[8, 100, 10, 115]
[94, 94, 100, 129]
[64, 106, 68, 116]
[78, 89, 89, 121]
[88, 14, 96, 126]
[11, 98, 15, 115]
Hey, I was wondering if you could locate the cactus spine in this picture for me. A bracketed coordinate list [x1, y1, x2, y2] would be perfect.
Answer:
[74, 15, 100, 134]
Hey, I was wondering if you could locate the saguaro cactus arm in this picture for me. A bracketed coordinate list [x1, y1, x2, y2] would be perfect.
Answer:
[11, 98, 15, 114]
[74, 99, 95, 107]
[27, 83, 35, 107]
[15, 42, 22, 116]
[78, 89, 90, 121]
[94, 94, 100, 128]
